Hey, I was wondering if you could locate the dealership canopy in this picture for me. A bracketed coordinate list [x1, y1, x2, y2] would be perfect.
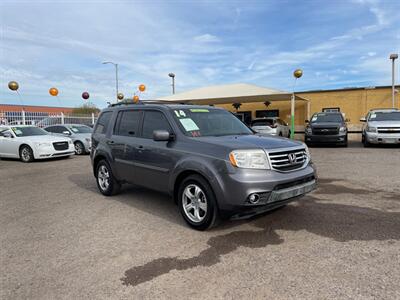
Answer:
[157, 83, 308, 105]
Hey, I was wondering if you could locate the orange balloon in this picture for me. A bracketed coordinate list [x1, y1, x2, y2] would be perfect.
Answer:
[133, 95, 139, 103]
[138, 84, 146, 92]
[49, 87, 59, 96]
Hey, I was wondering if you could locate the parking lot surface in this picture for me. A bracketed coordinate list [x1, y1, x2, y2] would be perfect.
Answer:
[1, 142, 400, 299]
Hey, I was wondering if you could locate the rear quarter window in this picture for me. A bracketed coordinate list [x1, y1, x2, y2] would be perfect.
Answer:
[94, 111, 112, 134]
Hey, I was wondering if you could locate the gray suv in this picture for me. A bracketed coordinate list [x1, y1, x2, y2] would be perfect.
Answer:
[91, 103, 317, 230]
[361, 108, 400, 147]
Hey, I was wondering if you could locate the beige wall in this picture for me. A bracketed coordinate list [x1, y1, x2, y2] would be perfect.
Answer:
[217, 87, 400, 128]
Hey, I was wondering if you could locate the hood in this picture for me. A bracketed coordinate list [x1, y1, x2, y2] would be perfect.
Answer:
[17, 135, 71, 143]
[367, 121, 400, 127]
[194, 134, 303, 150]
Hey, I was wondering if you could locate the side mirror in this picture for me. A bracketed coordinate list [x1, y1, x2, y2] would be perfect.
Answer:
[360, 117, 366, 122]
[62, 131, 71, 135]
[2, 132, 13, 138]
[153, 130, 173, 141]
[305, 120, 309, 124]
[345, 118, 350, 122]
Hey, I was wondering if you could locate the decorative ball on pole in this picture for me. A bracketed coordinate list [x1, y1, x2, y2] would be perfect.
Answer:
[117, 92, 124, 100]
[293, 69, 303, 79]
[138, 84, 146, 92]
[133, 95, 139, 103]
[8, 81, 19, 91]
[82, 92, 90, 100]
[49, 87, 59, 96]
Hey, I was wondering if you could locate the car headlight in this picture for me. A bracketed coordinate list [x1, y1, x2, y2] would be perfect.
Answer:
[304, 144, 311, 160]
[229, 149, 270, 169]
[305, 127, 312, 134]
[35, 142, 51, 147]
[366, 126, 377, 133]
[339, 126, 347, 133]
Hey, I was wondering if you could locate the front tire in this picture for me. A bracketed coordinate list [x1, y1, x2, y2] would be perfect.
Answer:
[95, 160, 120, 196]
[19, 145, 34, 163]
[74, 141, 85, 155]
[178, 175, 219, 230]
[362, 135, 370, 147]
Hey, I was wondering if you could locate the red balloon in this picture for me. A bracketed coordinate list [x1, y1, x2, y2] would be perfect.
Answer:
[82, 92, 90, 100]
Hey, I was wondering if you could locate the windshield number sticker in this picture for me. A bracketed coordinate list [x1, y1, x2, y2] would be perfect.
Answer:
[12, 128, 22, 135]
[179, 118, 199, 132]
[370, 114, 376, 119]
[311, 116, 317, 122]
[179, 110, 186, 117]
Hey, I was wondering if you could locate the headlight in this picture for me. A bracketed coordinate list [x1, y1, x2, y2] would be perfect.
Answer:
[305, 127, 312, 134]
[229, 149, 270, 169]
[35, 142, 51, 147]
[339, 126, 347, 133]
[366, 126, 377, 133]
[304, 144, 311, 160]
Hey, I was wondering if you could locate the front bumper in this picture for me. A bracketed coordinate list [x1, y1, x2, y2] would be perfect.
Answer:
[215, 163, 317, 219]
[305, 133, 347, 144]
[34, 144, 75, 159]
[365, 132, 400, 144]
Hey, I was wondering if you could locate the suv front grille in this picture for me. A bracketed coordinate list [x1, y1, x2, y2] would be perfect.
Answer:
[312, 127, 339, 135]
[267, 148, 308, 172]
[377, 127, 400, 134]
[53, 141, 69, 151]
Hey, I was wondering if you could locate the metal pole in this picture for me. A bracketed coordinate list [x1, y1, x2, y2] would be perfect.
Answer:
[290, 78, 298, 139]
[172, 76, 175, 94]
[115, 63, 119, 101]
[392, 58, 395, 108]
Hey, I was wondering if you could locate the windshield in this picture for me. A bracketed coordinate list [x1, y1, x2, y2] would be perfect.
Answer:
[11, 126, 48, 137]
[172, 108, 253, 137]
[311, 113, 343, 123]
[368, 111, 400, 121]
[251, 119, 274, 127]
[68, 125, 92, 133]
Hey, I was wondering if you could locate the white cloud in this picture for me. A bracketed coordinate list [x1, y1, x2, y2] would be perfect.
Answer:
[193, 34, 220, 43]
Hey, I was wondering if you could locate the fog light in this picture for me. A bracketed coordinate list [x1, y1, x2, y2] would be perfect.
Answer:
[248, 193, 260, 204]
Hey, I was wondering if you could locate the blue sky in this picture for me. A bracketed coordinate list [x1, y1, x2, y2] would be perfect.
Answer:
[1, 0, 399, 108]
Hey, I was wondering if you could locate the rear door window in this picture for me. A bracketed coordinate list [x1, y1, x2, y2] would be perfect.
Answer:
[115, 110, 142, 136]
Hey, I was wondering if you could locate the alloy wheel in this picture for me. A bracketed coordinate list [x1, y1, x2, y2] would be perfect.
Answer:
[182, 184, 208, 223]
[97, 165, 110, 191]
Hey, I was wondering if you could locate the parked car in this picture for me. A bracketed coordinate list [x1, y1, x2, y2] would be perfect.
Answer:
[44, 124, 92, 154]
[305, 112, 348, 146]
[91, 103, 317, 230]
[0, 125, 75, 162]
[251, 117, 290, 137]
[361, 108, 400, 147]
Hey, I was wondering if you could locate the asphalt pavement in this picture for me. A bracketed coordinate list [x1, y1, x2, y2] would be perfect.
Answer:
[1, 142, 400, 299]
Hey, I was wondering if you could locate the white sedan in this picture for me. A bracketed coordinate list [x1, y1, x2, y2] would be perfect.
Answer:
[0, 125, 75, 162]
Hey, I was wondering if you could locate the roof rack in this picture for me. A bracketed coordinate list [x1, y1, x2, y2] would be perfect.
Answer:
[108, 99, 190, 107]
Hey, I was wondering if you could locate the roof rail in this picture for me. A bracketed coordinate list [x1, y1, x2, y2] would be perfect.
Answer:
[108, 99, 189, 107]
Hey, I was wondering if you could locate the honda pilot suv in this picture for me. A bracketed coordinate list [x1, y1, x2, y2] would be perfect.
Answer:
[361, 108, 400, 146]
[91, 103, 317, 230]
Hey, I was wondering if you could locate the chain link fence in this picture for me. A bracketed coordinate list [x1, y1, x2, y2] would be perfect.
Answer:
[0, 110, 97, 127]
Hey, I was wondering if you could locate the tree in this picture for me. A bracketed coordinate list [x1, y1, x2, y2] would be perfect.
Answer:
[72, 103, 100, 115]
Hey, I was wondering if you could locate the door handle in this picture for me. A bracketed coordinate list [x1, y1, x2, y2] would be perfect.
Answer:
[106, 140, 115, 145]
[137, 145, 144, 149]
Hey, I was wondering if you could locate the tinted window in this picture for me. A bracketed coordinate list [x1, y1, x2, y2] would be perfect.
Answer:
[94, 112, 112, 134]
[142, 111, 172, 139]
[311, 113, 343, 123]
[11, 126, 48, 137]
[116, 110, 141, 136]
[369, 111, 400, 121]
[46, 126, 67, 134]
[251, 119, 274, 127]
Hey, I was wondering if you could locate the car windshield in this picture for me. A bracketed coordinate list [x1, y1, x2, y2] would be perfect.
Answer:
[251, 119, 274, 127]
[68, 125, 92, 133]
[11, 126, 48, 137]
[311, 113, 343, 123]
[172, 108, 253, 137]
[369, 111, 400, 121]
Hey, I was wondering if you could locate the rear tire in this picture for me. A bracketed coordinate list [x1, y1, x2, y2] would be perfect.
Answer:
[95, 159, 120, 196]
[178, 175, 219, 230]
[19, 145, 34, 163]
